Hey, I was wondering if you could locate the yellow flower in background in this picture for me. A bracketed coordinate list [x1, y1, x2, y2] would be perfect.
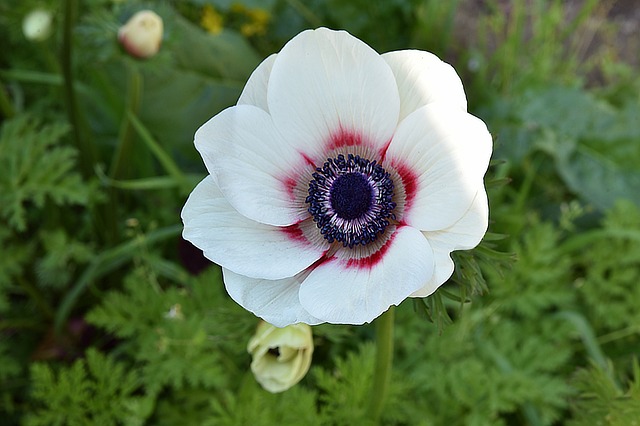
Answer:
[201, 5, 224, 35]
[240, 8, 269, 37]
[230, 3, 270, 37]
[247, 321, 313, 393]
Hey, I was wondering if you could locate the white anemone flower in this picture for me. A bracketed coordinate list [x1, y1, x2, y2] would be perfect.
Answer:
[182, 28, 492, 326]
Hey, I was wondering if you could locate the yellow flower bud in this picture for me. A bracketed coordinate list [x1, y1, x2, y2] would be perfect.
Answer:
[118, 10, 163, 59]
[22, 9, 53, 42]
[247, 321, 313, 393]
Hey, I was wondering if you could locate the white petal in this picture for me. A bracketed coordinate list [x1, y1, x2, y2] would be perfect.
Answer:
[298, 226, 434, 324]
[195, 104, 309, 226]
[386, 102, 492, 231]
[181, 176, 326, 280]
[425, 186, 489, 250]
[238, 54, 276, 112]
[410, 248, 454, 297]
[267, 28, 400, 161]
[223, 268, 323, 327]
[383, 50, 467, 121]
[411, 187, 489, 297]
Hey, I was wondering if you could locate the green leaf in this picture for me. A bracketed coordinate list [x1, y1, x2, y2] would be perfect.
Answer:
[0, 225, 33, 312]
[508, 86, 640, 210]
[486, 222, 574, 318]
[0, 340, 22, 383]
[0, 115, 92, 231]
[517, 86, 615, 139]
[313, 342, 421, 426]
[553, 143, 640, 210]
[87, 267, 253, 393]
[55, 224, 182, 333]
[172, 17, 262, 81]
[25, 349, 146, 426]
[204, 376, 321, 426]
[574, 201, 640, 331]
[36, 230, 94, 289]
[568, 360, 640, 426]
[138, 17, 261, 154]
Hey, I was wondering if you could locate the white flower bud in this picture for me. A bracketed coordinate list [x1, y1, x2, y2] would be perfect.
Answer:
[247, 321, 313, 393]
[23, 9, 53, 42]
[118, 10, 163, 59]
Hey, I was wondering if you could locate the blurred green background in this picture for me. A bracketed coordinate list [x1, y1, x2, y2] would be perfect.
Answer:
[1, 0, 639, 424]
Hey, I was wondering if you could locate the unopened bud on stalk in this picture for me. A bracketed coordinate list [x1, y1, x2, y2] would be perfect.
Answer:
[248, 321, 313, 393]
[118, 10, 163, 59]
[23, 9, 53, 42]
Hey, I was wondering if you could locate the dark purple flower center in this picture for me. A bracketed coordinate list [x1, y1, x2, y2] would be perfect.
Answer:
[329, 172, 373, 220]
[306, 154, 396, 248]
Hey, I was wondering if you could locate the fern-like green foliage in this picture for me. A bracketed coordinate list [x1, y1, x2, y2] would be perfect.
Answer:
[87, 266, 255, 393]
[568, 360, 640, 426]
[0, 115, 91, 232]
[313, 343, 415, 426]
[0, 340, 22, 419]
[400, 314, 574, 426]
[25, 349, 147, 426]
[392, 219, 581, 426]
[576, 200, 640, 331]
[0, 225, 33, 312]
[201, 343, 412, 426]
[488, 222, 575, 318]
[31, 210, 638, 426]
[203, 377, 322, 426]
[314, 343, 377, 426]
[36, 229, 94, 288]
[0, 340, 22, 383]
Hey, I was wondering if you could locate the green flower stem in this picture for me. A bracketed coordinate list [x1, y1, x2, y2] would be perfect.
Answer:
[54, 224, 182, 334]
[61, 0, 95, 177]
[0, 80, 15, 118]
[40, 40, 61, 76]
[0, 318, 44, 332]
[61, 0, 118, 245]
[555, 311, 612, 378]
[109, 65, 142, 179]
[368, 306, 395, 424]
[127, 111, 190, 193]
[598, 324, 640, 344]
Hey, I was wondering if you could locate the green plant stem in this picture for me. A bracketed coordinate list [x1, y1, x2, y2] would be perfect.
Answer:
[598, 324, 640, 344]
[368, 306, 395, 425]
[0, 80, 15, 118]
[103, 64, 143, 247]
[110, 66, 142, 179]
[555, 311, 608, 373]
[54, 224, 182, 334]
[0, 318, 44, 331]
[127, 111, 189, 193]
[61, 0, 95, 177]
[40, 40, 61, 75]
[61, 0, 117, 246]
